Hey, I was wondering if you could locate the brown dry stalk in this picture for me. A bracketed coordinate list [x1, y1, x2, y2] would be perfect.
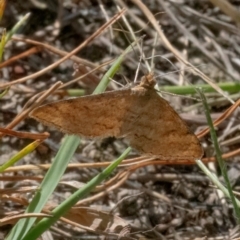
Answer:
[129, 0, 234, 104]
[0, 9, 126, 89]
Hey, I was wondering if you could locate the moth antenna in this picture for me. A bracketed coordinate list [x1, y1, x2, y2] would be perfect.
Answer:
[154, 64, 207, 80]
[116, 4, 151, 74]
[98, 0, 114, 54]
[160, 90, 200, 102]
[134, 44, 143, 84]
[150, 30, 158, 73]
[109, 77, 125, 88]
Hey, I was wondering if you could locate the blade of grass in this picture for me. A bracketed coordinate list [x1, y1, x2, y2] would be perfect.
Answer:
[67, 89, 85, 97]
[5, 12, 30, 43]
[0, 28, 6, 61]
[0, 12, 30, 93]
[161, 82, 240, 95]
[67, 82, 240, 97]
[197, 88, 240, 223]
[0, 140, 42, 172]
[0, 86, 9, 98]
[6, 135, 81, 240]
[22, 43, 136, 239]
[92, 41, 137, 94]
[7, 42, 136, 240]
[196, 160, 240, 207]
[22, 147, 131, 240]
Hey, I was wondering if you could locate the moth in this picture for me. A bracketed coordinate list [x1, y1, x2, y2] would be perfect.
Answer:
[30, 74, 203, 160]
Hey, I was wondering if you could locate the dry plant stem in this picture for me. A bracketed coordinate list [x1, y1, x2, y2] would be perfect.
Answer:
[209, 36, 235, 74]
[23, 81, 62, 110]
[77, 170, 169, 207]
[1, 195, 29, 206]
[0, 9, 126, 89]
[92, 146, 240, 203]
[138, 187, 171, 204]
[120, 156, 159, 167]
[0, 127, 49, 140]
[116, 4, 151, 72]
[184, 6, 239, 34]
[48, 226, 72, 238]
[1, 188, 35, 197]
[132, 172, 209, 182]
[116, 0, 155, 38]
[1, 146, 240, 202]
[75, 171, 130, 206]
[0, 81, 62, 138]
[197, 98, 240, 138]
[208, 0, 240, 25]
[21, 60, 112, 110]
[158, 0, 235, 79]
[0, 175, 43, 181]
[0, 47, 40, 68]
[0, 213, 52, 227]
[130, 0, 234, 104]
[8, 41, 113, 92]
[11, 37, 98, 69]
[98, 0, 114, 47]
[0, 0, 6, 20]
[110, 192, 145, 214]
[59, 217, 118, 238]
[150, 32, 158, 71]
[3, 146, 240, 175]
[95, 169, 128, 191]
[120, 155, 146, 163]
[3, 162, 113, 173]
[61, 59, 113, 89]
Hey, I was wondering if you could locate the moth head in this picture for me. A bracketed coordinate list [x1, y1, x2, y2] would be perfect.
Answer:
[139, 73, 156, 89]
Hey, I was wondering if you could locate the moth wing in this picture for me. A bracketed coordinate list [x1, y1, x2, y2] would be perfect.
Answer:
[30, 89, 140, 138]
[125, 90, 203, 160]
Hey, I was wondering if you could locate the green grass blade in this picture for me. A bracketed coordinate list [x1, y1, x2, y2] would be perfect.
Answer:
[5, 12, 30, 43]
[0, 140, 41, 172]
[196, 160, 240, 207]
[0, 87, 9, 98]
[22, 43, 136, 239]
[0, 28, 6, 61]
[93, 42, 136, 94]
[6, 135, 81, 240]
[161, 82, 240, 95]
[7, 41, 135, 240]
[197, 88, 240, 223]
[22, 147, 131, 240]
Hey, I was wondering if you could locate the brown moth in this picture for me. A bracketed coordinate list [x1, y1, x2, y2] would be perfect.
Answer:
[30, 74, 203, 160]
